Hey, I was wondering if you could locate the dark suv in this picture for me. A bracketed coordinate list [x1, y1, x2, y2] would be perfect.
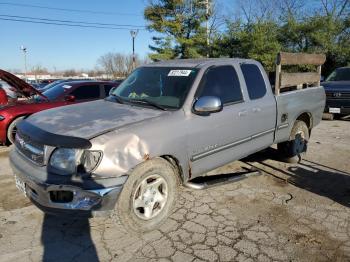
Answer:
[323, 67, 350, 118]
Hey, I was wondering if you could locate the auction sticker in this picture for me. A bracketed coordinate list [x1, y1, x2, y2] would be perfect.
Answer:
[168, 70, 192, 76]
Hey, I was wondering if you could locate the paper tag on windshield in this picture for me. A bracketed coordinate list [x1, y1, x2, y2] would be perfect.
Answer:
[62, 85, 72, 89]
[168, 70, 192, 77]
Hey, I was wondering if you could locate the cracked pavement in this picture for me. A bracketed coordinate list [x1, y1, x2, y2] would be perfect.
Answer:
[0, 120, 350, 262]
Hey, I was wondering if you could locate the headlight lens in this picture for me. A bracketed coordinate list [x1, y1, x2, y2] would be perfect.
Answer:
[80, 150, 102, 173]
[49, 148, 80, 174]
[49, 148, 102, 175]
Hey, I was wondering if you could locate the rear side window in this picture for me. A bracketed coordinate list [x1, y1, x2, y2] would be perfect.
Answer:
[241, 64, 267, 100]
[196, 65, 242, 104]
[71, 85, 100, 100]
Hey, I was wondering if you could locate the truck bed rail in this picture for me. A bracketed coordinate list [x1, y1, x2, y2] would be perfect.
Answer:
[274, 52, 326, 95]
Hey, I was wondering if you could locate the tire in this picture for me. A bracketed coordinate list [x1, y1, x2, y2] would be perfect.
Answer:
[277, 120, 310, 163]
[116, 157, 179, 233]
[322, 113, 334, 120]
[7, 116, 25, 145]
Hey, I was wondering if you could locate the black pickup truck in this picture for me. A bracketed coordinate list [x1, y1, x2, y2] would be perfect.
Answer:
[323, 67, 350, 119]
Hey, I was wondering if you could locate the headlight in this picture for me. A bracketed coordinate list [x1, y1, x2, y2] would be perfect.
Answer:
[49, 148, 81, 174]
[49, 148, 102, 175]
[80, 150, 102, 173]
[0, 115, 5, 121]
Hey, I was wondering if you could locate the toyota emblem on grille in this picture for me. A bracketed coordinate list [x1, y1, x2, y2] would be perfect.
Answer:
[333, 92, 342, 97]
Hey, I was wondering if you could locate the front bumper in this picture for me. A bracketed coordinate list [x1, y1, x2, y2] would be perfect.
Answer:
[10, 148, 127, 217]
[0, 119, 8, 145]
[324, 105, 350, 115]
[325, 98, 350, 115]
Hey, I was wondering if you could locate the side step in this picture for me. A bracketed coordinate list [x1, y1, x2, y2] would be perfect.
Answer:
[184, 167, 261, 190]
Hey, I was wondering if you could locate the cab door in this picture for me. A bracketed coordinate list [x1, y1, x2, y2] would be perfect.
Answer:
[239, 63, 276, 151]
[186, 65, 253, 178]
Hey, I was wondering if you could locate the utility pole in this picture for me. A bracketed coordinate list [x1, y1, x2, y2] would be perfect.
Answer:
[130, 30, 139, 70]
[205, 0, 209, 57]
[20, 45, 28, 80]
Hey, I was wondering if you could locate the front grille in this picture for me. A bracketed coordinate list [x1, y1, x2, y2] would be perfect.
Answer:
[326, 92, 350, 99]
[15, 130, 44, 165]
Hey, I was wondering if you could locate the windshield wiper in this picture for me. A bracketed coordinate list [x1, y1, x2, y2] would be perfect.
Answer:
[107, 94, 125, 104]
[129, 99, 167, 111]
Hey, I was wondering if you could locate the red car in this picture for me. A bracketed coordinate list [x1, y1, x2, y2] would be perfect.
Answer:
[0, 70, 119, 145]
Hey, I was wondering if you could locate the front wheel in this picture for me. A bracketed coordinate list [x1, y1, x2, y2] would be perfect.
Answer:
[116, 158, 179, 233]
[7, 116, 25, 145]
[277, 120, 309, 163]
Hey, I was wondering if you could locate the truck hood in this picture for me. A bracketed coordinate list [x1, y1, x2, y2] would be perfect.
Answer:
[322, 81, 350, 91]
[26, 99, 167, 139]
[0, 69, 46, 99]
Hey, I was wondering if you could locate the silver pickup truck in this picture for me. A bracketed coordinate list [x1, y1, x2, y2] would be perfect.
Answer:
[10, 53, 326, 232]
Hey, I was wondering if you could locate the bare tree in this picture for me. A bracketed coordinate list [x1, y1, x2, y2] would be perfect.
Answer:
[97, 52, 146, 78]
[237, 0, 279, 23]
[31, 65, 48, 74]
[62, 69, 77, 77]
[97, 52, 116, 78]
[320, 0, 349, 18]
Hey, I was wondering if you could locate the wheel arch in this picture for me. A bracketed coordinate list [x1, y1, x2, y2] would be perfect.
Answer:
[6, 114, 29, 144]
[160, 155, 185, 183]
[295, 112, 313, 130]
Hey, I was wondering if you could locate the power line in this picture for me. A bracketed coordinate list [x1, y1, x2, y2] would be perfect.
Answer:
[0, 17, 146, 30]
[0, 2, 142, 16]
[0, 14, 146, 28]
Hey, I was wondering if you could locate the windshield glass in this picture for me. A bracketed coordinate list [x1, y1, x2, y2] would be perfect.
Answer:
[326, 68, 350, 81]
[40, 83, 72, 100]
[110, 67, 198, 109]
[40, 80, 63, 90]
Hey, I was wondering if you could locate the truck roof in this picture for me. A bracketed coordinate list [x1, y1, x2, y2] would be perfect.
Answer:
[144, 58, 257, 68]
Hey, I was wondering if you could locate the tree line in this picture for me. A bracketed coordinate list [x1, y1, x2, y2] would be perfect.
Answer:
[97, 53, 150, 78]
[144, 0, 349, 76]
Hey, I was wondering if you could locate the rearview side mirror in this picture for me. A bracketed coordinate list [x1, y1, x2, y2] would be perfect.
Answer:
[193, 96, 223, 116]
[65, 95, 75, 102]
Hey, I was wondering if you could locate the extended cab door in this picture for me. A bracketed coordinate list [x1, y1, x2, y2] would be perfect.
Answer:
[187, 65, 255, 177]
[239, 63, 276, 151]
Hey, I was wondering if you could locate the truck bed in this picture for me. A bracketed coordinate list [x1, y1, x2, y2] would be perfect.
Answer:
[274, 86, 326, 143]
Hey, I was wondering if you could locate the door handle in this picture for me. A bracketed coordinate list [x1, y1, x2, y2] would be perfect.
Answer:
[252, 107, 261, 113]
[238, 110, 248, 117]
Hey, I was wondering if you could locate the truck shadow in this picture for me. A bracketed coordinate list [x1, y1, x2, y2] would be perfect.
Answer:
[41, 214, 99, 262]
[39, 176, 102, 261]
[242, 148, 350, 208]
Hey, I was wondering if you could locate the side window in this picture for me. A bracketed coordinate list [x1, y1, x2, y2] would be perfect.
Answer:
[196, 65, 242, 104]
[104, 85, 115, 96]
[241, 64, 267, 100]
[71, 85, 101, 100]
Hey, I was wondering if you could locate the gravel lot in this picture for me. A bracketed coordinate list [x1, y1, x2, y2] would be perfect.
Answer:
[0, 119, 349, 262]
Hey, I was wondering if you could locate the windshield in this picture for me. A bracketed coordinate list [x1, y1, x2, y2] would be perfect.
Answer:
[40, 82, 73, 100]
[110, 67, 198, 109]
[326, 68, 350, 81]
[40, 80, 63, 90]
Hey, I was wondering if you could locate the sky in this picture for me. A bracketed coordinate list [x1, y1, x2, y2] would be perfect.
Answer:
[0, 0, 233, 72]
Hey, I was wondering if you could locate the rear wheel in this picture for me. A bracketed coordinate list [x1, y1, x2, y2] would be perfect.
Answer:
[7, 116, 25, 145]
[277, 120, 309, 163]
[116, 158, 179, 233]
